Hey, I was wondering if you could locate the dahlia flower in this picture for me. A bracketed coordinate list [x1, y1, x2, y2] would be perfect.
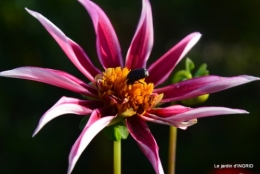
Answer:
[0, 0, 258, 173]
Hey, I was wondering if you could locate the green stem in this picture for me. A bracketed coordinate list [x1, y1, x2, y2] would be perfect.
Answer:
[168, 126, 177, 174]
[114, 140, 121, 174]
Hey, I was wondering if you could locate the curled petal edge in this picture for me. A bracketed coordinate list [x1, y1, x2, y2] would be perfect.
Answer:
[33, 96, 94, 136]
[68, 113, 115, 174]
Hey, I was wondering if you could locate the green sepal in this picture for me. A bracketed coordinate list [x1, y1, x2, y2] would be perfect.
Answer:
[185, 58, 195, 72]
[173, 70, 192, 83]
[102, 122, 129, 141]
[172, 57, 210, 106]
[194, 63, 209, 77]
[79, 116, 89, 130]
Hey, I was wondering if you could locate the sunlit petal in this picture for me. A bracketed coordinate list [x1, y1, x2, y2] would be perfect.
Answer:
[171, 107, 248, 121]
[0, 67, 98, 97]
[26, 8, 101, 82]
[154, 75, 260, 103]
[68, 111, 115, 174]
[33, 96, 98, 136]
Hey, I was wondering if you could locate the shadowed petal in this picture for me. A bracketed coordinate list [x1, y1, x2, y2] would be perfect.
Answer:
[146, 32, 201, 86]
[78, 0, 123, 69]
[26, 8, 101, 82]
[0, 67, 98, 97]
[126, 0, 153, 69]
[33, 96, 101, 136]
[154, 75, 260, 103]
[147, 105, 192, 118]
[68, 111, 115, 174]
[126, 116, 164, 174]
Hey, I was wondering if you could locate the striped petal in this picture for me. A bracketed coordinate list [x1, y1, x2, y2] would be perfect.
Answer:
[144, 106, 248, 129]
[146, 32, 201, 86]
[154, 75, 260, 103]
[0, 67, 98, 97]
[78, 0, 123, 69]
[170, 107, 248, 121]
[126, 116, 164, 174]
[26, 8, 101, 82]
[68, 110, 115, 174]
[33, 96, 99, 136]
[125, 0, 153, 69]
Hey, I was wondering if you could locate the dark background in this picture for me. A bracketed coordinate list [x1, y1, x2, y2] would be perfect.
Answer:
[0, 0, 259, 173]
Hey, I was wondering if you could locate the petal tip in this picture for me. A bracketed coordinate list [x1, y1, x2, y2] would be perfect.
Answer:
[242, 75, 260, 82]
[237, 109, 249, 114]
[25, 8, 35, 15]
[191, 32, 202, 42]
[32, 129, 39, 137]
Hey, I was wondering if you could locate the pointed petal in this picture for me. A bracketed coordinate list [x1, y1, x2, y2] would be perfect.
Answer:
[33, 96, 100, 136]
[154, 75, 260, 103]
[26, 8, 101, 82]
[171, 106, 248, 121]
[146, 32, 201, 86]
[78, 0, 123, 68]
[125, 0, 153, 69]
[126, 116, 164, 174]
[0, 67, 98, 97]
[68, 112, 115, 174]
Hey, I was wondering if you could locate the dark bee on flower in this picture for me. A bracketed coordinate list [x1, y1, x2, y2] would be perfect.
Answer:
[127, 68, 149, 84]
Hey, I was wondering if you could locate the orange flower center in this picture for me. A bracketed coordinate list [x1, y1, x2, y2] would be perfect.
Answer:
[95, 67, 163, 117]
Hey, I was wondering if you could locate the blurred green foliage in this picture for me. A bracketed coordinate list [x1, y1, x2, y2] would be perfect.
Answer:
[0, 0, 259, 173]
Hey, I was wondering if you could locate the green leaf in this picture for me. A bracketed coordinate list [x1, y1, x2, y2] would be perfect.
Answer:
[102, 122, 129, 141]
[194, 63, 209, 77]
[185, 58, 195, 72]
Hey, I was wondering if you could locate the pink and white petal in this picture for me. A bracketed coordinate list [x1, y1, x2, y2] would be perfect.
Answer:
[170, 107, 248, 122]
[68, 112, 115, 174]
[126, 116, 164, 174]
[125, 0, 153, 69]
[147, 105, 192, 118]
[26, 8, 101, 82]
[154, 75, 260, 103]
[143, 114, 197, 130]
[78, 0, 123, 69]
[146, 32, 201, 86]
[141, 115, 172, 126]
[0, 67, 98, 97]
[170, 119, 197, 130]
[33, 96, 95, 136]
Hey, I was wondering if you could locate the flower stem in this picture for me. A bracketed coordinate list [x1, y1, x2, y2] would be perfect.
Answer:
[168, 126, 177, 174]
[114, 140, 121, 174]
